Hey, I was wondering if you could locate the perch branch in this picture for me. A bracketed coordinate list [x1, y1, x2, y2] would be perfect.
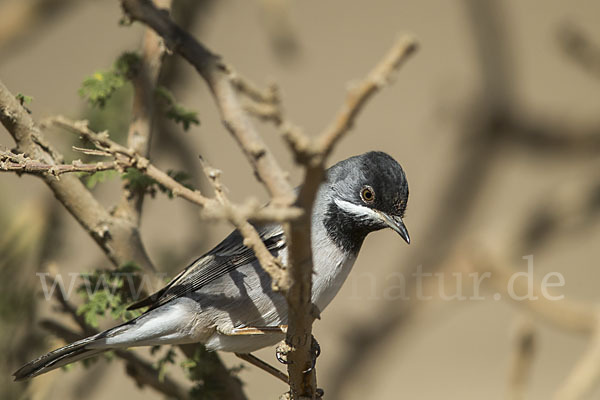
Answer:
[281, 36, 419, 398]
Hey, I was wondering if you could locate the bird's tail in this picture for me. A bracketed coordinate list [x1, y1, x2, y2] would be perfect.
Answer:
[12, 332, 110, 381]
[14, 299, 201, 381]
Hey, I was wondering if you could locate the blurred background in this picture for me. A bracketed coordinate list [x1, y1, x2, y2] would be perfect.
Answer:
[1, 0, 600, 399]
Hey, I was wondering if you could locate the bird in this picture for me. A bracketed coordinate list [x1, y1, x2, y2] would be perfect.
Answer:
[13, 150, 410, 381]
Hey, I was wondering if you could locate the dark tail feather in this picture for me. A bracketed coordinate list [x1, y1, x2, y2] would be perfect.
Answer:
[13, 335, 108, 381]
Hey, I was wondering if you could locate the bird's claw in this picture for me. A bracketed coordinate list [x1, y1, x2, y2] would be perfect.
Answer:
[302, 335, 321, 374]
[276, 342, 292, 365]
[276, 335, 320, 373]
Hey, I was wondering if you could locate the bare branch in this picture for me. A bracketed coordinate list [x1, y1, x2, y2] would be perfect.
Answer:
[235, 353, 288, 384]
[0, 150, 119, 176]
[555, 318, 600, 400]
[44, 115, 303, 223]
[558, 23, 600, 81]
[316, 35, 418, 157]
[469, 249, 597, 335]
[0, 79, 155, 271]
[507, 317, 536, 400]
[116, 0, 172, 225]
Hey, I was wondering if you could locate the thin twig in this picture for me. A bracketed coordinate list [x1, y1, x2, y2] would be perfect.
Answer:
[554, 317, 600, 400]
[315, 35, 418, 157]
[44, 115, 302, 223]
[235, 353, 289, 384]
[507, 317, 536, 400]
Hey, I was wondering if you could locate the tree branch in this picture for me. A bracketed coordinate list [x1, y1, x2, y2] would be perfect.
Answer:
[0, 79, 155, 272]
[116, 0, 172, 225]
[121, 0, 296, 205]
[507, 317, 536, 400]
[554, 318, 600, 400]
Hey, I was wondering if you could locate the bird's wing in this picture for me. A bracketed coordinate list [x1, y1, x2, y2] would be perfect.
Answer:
[127, 224, 286, 311]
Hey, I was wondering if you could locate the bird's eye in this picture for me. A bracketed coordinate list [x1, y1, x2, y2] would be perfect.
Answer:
[360, 186, 375, 204]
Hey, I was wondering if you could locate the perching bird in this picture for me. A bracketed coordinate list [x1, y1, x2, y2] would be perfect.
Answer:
[13, 151, 410, 381]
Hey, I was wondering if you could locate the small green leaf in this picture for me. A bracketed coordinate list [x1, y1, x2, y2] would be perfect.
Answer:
[155, 86, 200, 131]
[82, 170, 118, 189]
[79, 70, 126, 108]
[79, 52, 141, 108]
[122, 167, 158, 193]
[16, 93, 33, 105]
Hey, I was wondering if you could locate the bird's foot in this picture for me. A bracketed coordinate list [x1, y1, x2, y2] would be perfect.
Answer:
[276, 342, 293, 365]
[302, 335, 321, 373]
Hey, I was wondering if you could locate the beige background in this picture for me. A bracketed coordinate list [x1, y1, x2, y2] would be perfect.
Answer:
[1, 0, 600, 399]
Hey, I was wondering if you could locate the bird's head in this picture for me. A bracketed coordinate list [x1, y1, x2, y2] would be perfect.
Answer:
[318, 151, 410, 253]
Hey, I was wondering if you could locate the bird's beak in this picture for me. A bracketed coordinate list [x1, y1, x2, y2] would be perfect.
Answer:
[379, 212, 410, 244]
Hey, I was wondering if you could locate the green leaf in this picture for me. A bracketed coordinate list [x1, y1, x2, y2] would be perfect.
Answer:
[76, 262, 147, 329]
[79, 70, 126, 108]
[82, 170, 118, 189]
[79, 52, 141, 108]
[15, 93, 33, 105]
[122, 167, 158, 194]
[155, 170, 195, 198]
[155, 86, 200, 131]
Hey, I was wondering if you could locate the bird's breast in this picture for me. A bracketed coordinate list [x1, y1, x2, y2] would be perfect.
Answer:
[311, 232, 357, 313]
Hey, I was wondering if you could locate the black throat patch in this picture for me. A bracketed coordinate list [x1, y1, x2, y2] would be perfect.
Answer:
[322, 202, 374, 254]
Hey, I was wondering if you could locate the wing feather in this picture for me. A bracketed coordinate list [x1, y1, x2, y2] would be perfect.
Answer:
[128, 225, 285, 310]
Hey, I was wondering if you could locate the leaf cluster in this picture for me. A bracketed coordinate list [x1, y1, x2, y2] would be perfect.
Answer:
[79, 52, 142, 108]
[122, 167, 194, 198]
[76, 262, 146, 329]
[155, 86, 200, 131]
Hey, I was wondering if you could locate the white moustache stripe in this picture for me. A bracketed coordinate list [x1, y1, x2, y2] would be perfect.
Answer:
[333, 198, 381, 222]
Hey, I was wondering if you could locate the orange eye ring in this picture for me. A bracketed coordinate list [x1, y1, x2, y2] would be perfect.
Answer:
[360, 186, 375, 204]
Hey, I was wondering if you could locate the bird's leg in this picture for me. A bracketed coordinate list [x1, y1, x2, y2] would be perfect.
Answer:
[230, 325, 288, 335]
[235, 353, 289, 384]
[274, 334, 321, 369]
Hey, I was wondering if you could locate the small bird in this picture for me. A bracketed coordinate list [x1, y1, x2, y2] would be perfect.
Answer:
[13, 151, 410, 381]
